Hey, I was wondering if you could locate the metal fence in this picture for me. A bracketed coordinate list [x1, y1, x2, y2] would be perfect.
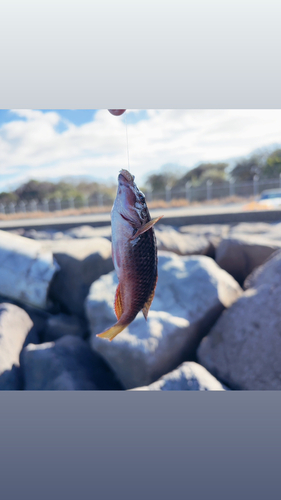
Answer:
[144, 175, 281, 204]
[0, 193, 113, 215]
[1, 176, 281, 214]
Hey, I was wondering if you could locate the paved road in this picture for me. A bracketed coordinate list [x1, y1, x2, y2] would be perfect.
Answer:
[0, 203, 281, 231]
[0, 203, 247, 228]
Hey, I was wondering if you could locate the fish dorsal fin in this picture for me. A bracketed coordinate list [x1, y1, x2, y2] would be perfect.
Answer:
[114, 283, 123, 320]
[142, 281, 157, 320]
[130, 215, 164, 241]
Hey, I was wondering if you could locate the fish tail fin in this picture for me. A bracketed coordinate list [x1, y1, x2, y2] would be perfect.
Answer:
[96, 322, 128, 341]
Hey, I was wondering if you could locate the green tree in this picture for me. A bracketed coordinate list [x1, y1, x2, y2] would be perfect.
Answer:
[230, 155, 263, 182]
[145, 173, 168, 192]
[176, 162, 228, 187]
[15, 180, 57, 201]
[262, 149, 281, 178]
[0, 192, 19, 204]
[146, 165, 180, 192]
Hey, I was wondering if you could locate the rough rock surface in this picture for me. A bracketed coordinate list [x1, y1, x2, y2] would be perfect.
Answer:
[198, 251, 281, 389]
[46, 237, 114, 316]
[43, 313, 87, 342]
[179, 224, 229, 237]
[215, 234, 281, 284]
[228, 221, 281, 242]
[21, 335, 124, 390]
[24, 229, 72, 240]
[65, 225, 112, 240]
[0, 303, 35, 390]
[267, 222, 281, 240]
[179, 224, 230, 256]
[0, 230, 58, 309]
[132, 362, 227, 391]
[86, 252, 242, 389]
[228, 222, 273, 238]
[12, 225, 112, 241]
[244, 249, 281, 289]
[0, 295, 47, 342]
[155, 225, 211, 256]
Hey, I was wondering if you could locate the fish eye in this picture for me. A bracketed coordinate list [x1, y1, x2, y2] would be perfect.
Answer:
[139, 194, 145, 202]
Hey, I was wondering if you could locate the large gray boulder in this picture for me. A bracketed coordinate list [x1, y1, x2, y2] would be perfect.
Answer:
[21, 335, 124, 390]
[86, 252, 242, 389]
[179, 224, 230, 256]
[244, 249, 281, 289]
[46, 237, 114, 316]
[228, 222, 273, 238]
[65, 225, 112, 240]
[0, 303, 35, 390]
[20, 229, 69, 241]
[229, 221, 281, 242]
[0, 295, 48, 340]
[17, 225, 112, 241]
[268, 222, 281, 240]
[43, 313, 87, 342]
[215, 234, 281, 284]
[198, 250, 281, 389]
[132, 362, 227, 391]
[179, 224, 229, 238]
[155, 225, 211, 256]
[0, 230, 58, 309]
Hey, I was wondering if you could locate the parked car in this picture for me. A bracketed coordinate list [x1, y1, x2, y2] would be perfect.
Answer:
[258, 189, 281, 208]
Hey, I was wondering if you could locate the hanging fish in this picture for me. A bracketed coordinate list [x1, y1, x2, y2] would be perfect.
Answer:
[96, 169, 163, 341]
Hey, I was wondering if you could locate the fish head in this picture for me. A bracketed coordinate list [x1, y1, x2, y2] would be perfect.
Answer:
[113, 169, 149, 225]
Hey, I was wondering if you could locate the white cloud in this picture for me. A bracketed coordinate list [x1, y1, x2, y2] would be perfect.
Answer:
[1, 109, 281, 190]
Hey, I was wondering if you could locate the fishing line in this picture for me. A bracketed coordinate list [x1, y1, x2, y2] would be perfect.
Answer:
[125, 112, 130, 172]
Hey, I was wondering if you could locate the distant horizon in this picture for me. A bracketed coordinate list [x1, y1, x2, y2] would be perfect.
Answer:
[1, 109, 281, 191]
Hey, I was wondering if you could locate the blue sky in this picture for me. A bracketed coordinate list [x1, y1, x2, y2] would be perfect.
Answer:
[0, 109, 281, 191]
[0, 109, 149, 129]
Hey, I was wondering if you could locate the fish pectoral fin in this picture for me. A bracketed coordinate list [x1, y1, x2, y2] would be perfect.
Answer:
[130, 216, 164, 240]
[114, 283, 123, 320]
[96, 322, 128, 341]
[142, 285, 157, 320]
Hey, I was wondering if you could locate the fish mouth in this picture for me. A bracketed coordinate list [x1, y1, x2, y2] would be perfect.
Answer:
[118, 169, 135, 184]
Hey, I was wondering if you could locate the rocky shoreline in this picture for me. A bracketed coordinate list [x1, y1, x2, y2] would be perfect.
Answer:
[1, 221, 281, 390]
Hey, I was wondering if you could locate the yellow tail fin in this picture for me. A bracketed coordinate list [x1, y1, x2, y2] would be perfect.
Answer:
[96, 322, 127, 341]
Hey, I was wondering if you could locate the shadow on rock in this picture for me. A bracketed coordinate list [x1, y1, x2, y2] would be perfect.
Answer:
[21, 335, 124, 390]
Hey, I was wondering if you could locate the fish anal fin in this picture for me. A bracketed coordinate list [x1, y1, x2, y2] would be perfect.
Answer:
[142, 285, 157, 320]
[114, 283, 123, 320]
[130, 216, 164, 240]
[96, 322, 128, 341]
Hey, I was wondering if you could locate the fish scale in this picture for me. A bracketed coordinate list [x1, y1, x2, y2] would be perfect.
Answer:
[126, 229, 158, 316]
